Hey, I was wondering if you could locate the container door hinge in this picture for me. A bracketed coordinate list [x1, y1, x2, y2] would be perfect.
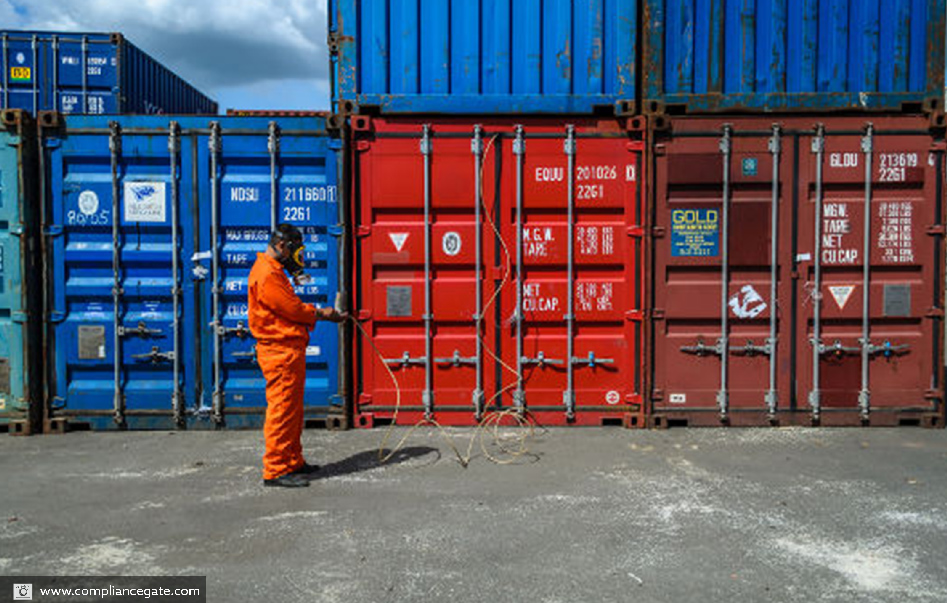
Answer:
[627, 225, 645, 238]
[328, 225, 344, 237]
[48, 311, 67, 323]
[651, 309, 666, 321]
[45, 224, 64, 237]
[9, 224, 24, 236]
[931, 142, 947, 152]
[357, 310, 372, 321]
[356, 140, 372, 152]
[654, 144, 667, 157]
[328, 139, 343, 151]
[652, 389, 665, 401]
[925, 225, 945, 236]
[327, 32, 342, 55]
[652, 226, 666, 238]
[11, 311, 27, 324]
[358, 393, 373, 405]
[625, 310, 644, 322]
[924, 389, 943, 402]
[925, 307, 944, 319]
[356, 225, 371, 238]
[5, 135, 22, 147]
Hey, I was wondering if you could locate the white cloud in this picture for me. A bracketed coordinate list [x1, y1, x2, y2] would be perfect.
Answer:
[4, 0, 329, 91]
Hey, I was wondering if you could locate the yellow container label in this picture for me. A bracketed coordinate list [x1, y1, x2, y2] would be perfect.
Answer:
[10, 66, 31, 81]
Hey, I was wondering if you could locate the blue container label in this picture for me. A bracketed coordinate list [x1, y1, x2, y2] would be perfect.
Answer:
[671, 208, 719, 257]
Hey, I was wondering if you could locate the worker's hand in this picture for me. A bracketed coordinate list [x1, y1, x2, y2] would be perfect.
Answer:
[320, 308, 347, 323]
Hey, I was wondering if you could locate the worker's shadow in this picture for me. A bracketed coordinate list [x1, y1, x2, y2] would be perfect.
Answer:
[309, 446, 440, 481]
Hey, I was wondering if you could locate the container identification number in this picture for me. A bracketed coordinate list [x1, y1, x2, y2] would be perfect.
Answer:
[878, 153, 918, 183]
[284, 185, 337, 203]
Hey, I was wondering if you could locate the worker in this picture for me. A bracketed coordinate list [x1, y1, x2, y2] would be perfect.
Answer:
[248, 223, 345, 488]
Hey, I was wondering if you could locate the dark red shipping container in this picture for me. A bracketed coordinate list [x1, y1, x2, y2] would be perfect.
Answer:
[649, 115, 945, 428]
[351, 116, 647, 427]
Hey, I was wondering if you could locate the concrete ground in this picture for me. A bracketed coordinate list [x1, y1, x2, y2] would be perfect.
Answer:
[1, 426, 946, 603]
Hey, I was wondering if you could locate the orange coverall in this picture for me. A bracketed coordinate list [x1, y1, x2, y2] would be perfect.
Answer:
[248, 252, 318, 480]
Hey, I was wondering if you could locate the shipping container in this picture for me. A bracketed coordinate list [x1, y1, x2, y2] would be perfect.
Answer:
[0, 110, 41, 433]
[649, 114, 945, 427]
[642, 0, 946, 115]
[329, 0, 638, 116]
[352, 116, 646, 427]
[2, 31, 218, 116]
[39, 114, 344, 430]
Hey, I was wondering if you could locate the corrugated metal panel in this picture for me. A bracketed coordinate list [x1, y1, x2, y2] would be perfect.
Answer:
[41, 115, 342, 430]
[352, 116, 645, 427]
[330, 0, 638, 115]
[1, 31, 217, 116]
[643, 0, 947, 114]
[649, 114, 945, 428]
[0, 110, 41, 432]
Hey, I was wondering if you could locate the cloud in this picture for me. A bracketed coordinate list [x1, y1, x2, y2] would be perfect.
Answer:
[3, 0, 328, 91]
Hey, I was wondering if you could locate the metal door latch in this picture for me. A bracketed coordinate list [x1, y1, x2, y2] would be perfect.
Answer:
[118, 321, 162, 338]
[218, 321, 250, 338]
[131, 346, 175, 363]
[680, 338, 725, 356]
[383, 352, 427, 367]
[434, 350, 478, 367]
[571, 352, 615, 368]
[521, 352, 564, 367]
[816, 340, 861, 357]
[865, 340, 910, 358]
[729, 340, 773, 357]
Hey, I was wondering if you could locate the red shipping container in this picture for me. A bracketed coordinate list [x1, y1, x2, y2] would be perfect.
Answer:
[649, 115, 945, 428]
[351, 116, 647, 427]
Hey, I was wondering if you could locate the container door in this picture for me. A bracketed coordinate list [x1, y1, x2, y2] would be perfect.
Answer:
[651, 123, 791, 425]
[353, 121, 498, 426]
[797, 121, 943, 425]
[503, 124, 644, 425]
[46, 118, 196, 429]
[0, 112, 37, 428]
[200, 118, 341, 428]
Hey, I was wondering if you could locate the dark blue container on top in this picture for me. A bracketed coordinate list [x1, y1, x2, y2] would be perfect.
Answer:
[41, 115, 343, 430]
[329, 0, 639, 115]
[2, 31, 218, 115]
[642, 0, 947, 114]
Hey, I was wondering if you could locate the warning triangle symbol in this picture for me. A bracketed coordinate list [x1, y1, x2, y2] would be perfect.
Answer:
[829, 285, 856, 310]
[389, 232, 409, 252]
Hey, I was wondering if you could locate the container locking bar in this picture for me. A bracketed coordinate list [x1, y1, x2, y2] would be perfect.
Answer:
[858, 124, 874, 422]
[809, 124, 826, 423]
[717, 125, 733, 423]
[680, 338, 771, 357]
[117, 321, 163, 338]
[563, 125, 577, 420]
[169, 122, 184, 427]
[217, 321, 250, 338]
[571, 352, 615, 368]
[209, 122, 224, 425]
[471, 125, 485, 420]
[132, 346, 175, 363]
[766, 125, 781, 420]
[521, 352, 564, 367]
[109, 121, 126, 428]
[268, 121, 280, 231]
[383, 352, 428, 368]
[434, 350, 479, 367]
[421, 125, 434, 420]
[513, 125, 526, 412]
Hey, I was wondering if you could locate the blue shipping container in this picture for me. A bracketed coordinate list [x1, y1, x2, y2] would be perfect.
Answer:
[643, 0, 947, 113]
[329, 0, 639, 115]
[41, 115, 343, 430]
[2, 31, 218, 116]
[0, 110, 41, 432]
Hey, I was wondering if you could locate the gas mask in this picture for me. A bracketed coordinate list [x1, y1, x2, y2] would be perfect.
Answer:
[274, 230, 311, 285]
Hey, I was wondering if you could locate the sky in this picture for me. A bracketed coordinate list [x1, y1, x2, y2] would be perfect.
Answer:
[1, 0, 331, 113]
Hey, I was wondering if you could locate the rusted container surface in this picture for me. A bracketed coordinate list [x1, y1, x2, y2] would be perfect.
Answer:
[650, 114, 944, 427]
[353, 116, 646, 427]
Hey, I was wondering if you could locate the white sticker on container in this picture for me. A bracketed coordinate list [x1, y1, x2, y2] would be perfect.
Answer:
[728, 285, 767, 319]
[669, 393, 687, 404]
[191, 251, 212, 262]
[78, 190, 99, 216]
[829, 285, 856, 310]
[796, 253, 812, 262]
[605, 390, 621, 405]
[442, 231, 462, 256]
[306, 346, 322, 357]
[98, 345, 106, 359]
[389, 232, 409, 252]
[124, 182, 167, 223]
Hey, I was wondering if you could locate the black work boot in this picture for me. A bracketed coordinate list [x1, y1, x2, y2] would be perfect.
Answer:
[263, 473, 310, 488]
[290, 462, 321, 476]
